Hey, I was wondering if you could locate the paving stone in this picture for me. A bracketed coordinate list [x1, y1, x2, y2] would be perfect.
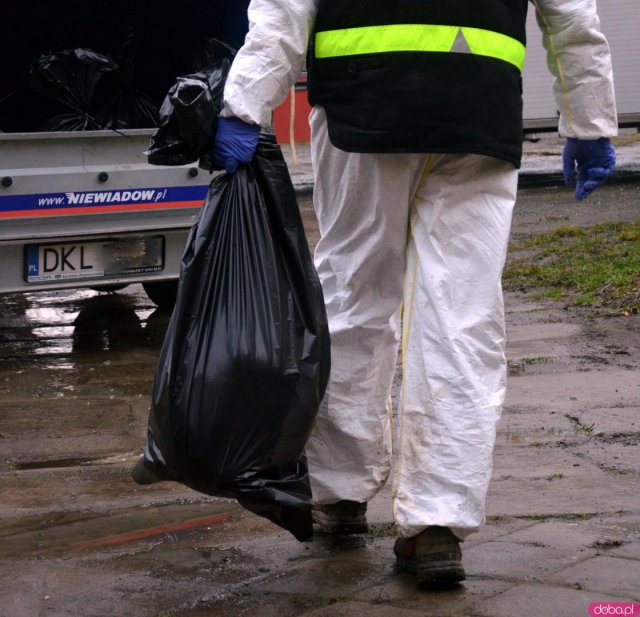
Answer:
[580, 406, 640, 435]
[0, 559, 192, 617]
[1, 399, 141, 464]
[487, 446, 639, 518]
[508, 323, 582, 344]
[477, 583, 635, 617]
[491, 442, 593, 481]
[609, 541, 640, 560]
[352, 575, 512, 616]
[465, 517, 538, 547]
[250, 537, 393, 599]
[496, 407, 577, 445]
[553, 555, 640, 595]
[0, 465, 201, 522]
[463, 540, 588, 581]
[299, 601, 431, 617]
[505, 299, 549, 314]
[495, 521, 625, 552]
[171, 596, 322, 617]
[505, 369, 640, 414]
[592, 513, 640, 536]
[571, 439, 640, 476]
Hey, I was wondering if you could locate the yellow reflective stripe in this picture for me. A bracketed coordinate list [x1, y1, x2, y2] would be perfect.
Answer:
[316, 24, 459, 58]
[315, 24, 525, 71]
[461, 27, 525, 71]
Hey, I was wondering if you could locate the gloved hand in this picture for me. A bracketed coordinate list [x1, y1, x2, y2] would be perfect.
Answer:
[562, 137, 616, 201]
[212, 116, 261, 173]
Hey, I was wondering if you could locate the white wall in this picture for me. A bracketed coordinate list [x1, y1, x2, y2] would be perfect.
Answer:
[522, 0, 640, 129]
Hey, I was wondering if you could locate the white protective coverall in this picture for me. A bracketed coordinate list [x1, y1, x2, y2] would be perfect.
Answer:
[222, 0, 618, 539]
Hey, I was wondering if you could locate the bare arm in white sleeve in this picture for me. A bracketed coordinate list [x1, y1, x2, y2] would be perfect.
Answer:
[531, 0, 617, 138]
[222, 0, 318, 128]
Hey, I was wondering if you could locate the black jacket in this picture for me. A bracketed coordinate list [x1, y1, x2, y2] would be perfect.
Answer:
[307, 0, 529, 167]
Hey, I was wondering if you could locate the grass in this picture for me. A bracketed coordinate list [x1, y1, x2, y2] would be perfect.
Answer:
[524, 512, 598, 521]
[503, 221, 640, 314]
[564, 413, 595, 435]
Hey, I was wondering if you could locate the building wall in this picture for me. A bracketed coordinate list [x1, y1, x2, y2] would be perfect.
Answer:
[523, 1, 640, 129]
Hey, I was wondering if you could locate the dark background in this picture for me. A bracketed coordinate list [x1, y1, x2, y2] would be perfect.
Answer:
[1, 0, 251, 131]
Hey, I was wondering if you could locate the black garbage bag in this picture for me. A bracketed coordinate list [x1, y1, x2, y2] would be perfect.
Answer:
[26, 46, 158, 131]
[145, 39, 234, 167]
[94, 28, 160, 130]
[27, 48, 118, 131]
[95, 86, 160, 130]
[139, 135, 330, 541]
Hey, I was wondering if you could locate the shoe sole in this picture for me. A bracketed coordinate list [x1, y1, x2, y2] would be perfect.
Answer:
[311, 511, 368, 535]
[396, 555, 466, 589]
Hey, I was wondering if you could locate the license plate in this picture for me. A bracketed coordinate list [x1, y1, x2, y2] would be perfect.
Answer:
[24, 236, 165, 283]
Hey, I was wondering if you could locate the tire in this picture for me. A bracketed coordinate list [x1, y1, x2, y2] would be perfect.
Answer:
[143, 280, 178, 311]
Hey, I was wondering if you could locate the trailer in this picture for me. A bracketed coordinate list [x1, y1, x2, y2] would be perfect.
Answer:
[523, 0, 640, 131]
[0, 1, 249, 308]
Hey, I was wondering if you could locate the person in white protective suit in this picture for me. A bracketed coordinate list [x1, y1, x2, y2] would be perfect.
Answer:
[212, 0, 617, 589]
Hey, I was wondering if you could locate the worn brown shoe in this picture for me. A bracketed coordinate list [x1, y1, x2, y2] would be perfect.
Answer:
[394, 526, 465, 589]
[312, 500, 368, 534]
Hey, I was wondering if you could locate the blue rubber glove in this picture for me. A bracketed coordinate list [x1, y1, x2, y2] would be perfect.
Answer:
[212, 116, 261, 173]
[562, 137, 616, 201]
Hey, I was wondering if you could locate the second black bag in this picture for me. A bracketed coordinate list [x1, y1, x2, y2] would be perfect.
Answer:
[145, 40, 234, 167]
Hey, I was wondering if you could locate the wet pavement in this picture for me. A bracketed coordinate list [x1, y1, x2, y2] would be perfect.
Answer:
[1, 138, 640, 616]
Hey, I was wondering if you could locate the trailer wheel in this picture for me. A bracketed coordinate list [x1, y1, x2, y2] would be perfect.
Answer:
[143, 281, 178, 311]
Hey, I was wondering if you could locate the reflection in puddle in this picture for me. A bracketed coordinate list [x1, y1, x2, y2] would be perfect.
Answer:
[31, 325, 76, 338]
[5, 289, 169, 355]
[72, 296, 144, 353]
[1, 289, 171, 394]
[25, 307, 79, 325]
[33, 343, 74, 356]
[46, 361, 75, 371]
[25, 289, 96, 305]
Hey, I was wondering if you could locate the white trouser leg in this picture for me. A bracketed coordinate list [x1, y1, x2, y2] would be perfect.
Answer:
[395, 153, 517, 539]
[306, 108, 424, 504]
[306, 109, 518, 540]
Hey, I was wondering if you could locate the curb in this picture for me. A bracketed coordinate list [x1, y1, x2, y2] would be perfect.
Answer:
[295, 169, 640, 195]
[518, 168, 640, 189]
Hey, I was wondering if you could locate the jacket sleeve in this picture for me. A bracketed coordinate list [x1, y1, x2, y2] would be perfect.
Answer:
[222, 0, 318, 128]
[531, 0, 617, 138]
